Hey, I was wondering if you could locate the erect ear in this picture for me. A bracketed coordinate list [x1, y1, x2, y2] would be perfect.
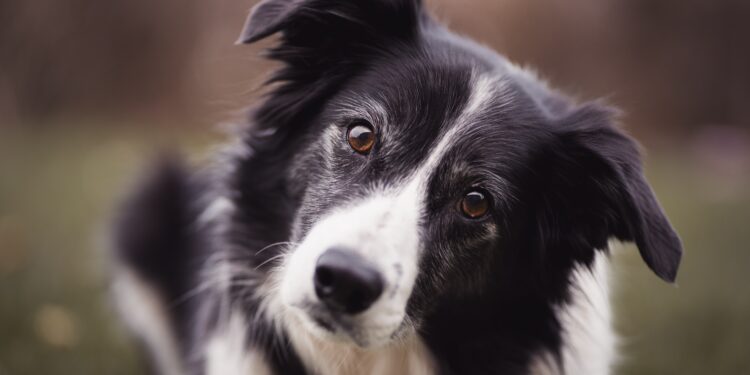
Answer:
[238, 0, 424, 45]
[544, 103, 683, 282]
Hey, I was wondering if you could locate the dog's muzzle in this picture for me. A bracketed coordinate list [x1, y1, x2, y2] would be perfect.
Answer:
[279, 192, 421, 347]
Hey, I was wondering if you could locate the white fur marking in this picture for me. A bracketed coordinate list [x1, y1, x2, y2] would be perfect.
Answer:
[425, 75, 497, 167]
[198, 196, 235, 227]
[529, 252, 616, 375]
[205, 311, 273, 375]
[280, 191, 422, 347]
[286, 316, 434, 375]
[112, 269, 184, 375]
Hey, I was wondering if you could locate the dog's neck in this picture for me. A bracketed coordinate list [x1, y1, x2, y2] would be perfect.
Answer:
[538, 254, 615, 375]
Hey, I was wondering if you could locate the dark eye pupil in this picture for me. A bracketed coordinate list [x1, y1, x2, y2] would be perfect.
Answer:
[352, 127, 372, 142]
[348, 123, 375, 154]
[461, 191, 489, 218]
[465, 192, 484, 205]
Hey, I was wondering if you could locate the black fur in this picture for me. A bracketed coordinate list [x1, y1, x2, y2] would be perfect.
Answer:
[113, 0, 682, 374]
[113, 156, 197, 340]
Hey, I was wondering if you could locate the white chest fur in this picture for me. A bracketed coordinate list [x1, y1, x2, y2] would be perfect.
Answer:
[285, 323, 435, 375]
[530, 253, 616, 375]
[205, 310, 434, 375]
[205, 312, 274, 375]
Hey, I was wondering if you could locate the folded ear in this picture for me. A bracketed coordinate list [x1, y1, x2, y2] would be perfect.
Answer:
[546, 103, 683, 282]
[238, 0, 424, 45]
[238, 0, 299, 44]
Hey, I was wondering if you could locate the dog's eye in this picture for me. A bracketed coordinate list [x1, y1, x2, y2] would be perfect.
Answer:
[460, 190, 489, 219]
[347, 122, 376, 154]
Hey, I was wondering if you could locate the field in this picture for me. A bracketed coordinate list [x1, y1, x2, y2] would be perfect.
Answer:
[0, 125, 748, 374]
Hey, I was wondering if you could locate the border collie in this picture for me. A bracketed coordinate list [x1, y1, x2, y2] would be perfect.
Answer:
[111, 0, 683, 374]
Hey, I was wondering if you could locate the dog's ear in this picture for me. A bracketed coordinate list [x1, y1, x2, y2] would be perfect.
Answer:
[238, 0, 299, 44]
[238, 0, 424, 45]
[538, 103, 682, 282]
[235, 0, 425, 151]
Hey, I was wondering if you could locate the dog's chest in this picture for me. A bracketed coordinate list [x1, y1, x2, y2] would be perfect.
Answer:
[286, 328, 435, 375]
[203, 311, 434, 375]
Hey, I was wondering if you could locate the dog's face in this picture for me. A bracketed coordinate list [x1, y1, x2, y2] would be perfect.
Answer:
[281, 62, 520, 346]
[238, 0, 682, 349]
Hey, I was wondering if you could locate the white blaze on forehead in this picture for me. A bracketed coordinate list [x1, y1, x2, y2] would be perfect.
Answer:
[410, 73, 502, 188]
[462, 74, 499, 122]
[431, 75, 500, 166]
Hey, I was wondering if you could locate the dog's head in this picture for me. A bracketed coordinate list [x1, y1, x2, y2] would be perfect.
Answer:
[237, 0, 682, 348]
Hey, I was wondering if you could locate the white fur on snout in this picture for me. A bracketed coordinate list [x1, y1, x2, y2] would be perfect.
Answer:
[280, 183, 422, 347]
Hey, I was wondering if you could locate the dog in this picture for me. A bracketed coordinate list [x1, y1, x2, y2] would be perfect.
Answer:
[110, 0, 683, 374]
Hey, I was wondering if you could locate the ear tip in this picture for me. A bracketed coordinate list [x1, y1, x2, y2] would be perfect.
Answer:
[651, 239, 683, 283]
[235, 36, 249, 45]
[656, 265, 680, 283]
[237, 15, 276, 45]
[236, 0, 290, 45]
[236, 30, 262, 45]
[633, 223, 683, 283]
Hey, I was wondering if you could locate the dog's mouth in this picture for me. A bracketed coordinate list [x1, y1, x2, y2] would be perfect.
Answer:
[292, 301, 363, 343]
[310, 312, 336, 332]
[301, 303, 341, 334]
[289, 300, 407, 348]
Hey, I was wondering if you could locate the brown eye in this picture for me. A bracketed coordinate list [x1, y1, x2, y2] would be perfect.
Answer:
[460, 190, 489, 219]
[347, 122, 376, 154]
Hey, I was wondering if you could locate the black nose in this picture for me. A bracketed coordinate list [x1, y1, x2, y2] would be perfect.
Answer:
[314, 248, 384, 314]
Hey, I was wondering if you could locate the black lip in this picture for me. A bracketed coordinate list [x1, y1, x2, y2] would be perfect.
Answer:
[300, 301, 356, 336]
[311, 314, 336, 332]
[302, 303, 340, 333]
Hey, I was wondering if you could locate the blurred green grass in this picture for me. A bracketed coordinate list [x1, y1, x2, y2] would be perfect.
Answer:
[0, 125, 748, 374]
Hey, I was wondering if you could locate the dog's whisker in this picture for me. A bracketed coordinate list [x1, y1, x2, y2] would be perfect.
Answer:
[255, 241, 299, 256]
[227, 280, 263, 288]
[170, 278, 222, 307]
[254, 253, 288, 270]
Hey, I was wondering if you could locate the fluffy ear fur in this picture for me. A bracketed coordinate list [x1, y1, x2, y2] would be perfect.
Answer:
[536, 103, 682, 282]
[236, 0, 424, 150]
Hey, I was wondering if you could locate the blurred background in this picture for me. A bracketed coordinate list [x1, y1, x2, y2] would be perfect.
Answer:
[0, 0, 748, 373]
